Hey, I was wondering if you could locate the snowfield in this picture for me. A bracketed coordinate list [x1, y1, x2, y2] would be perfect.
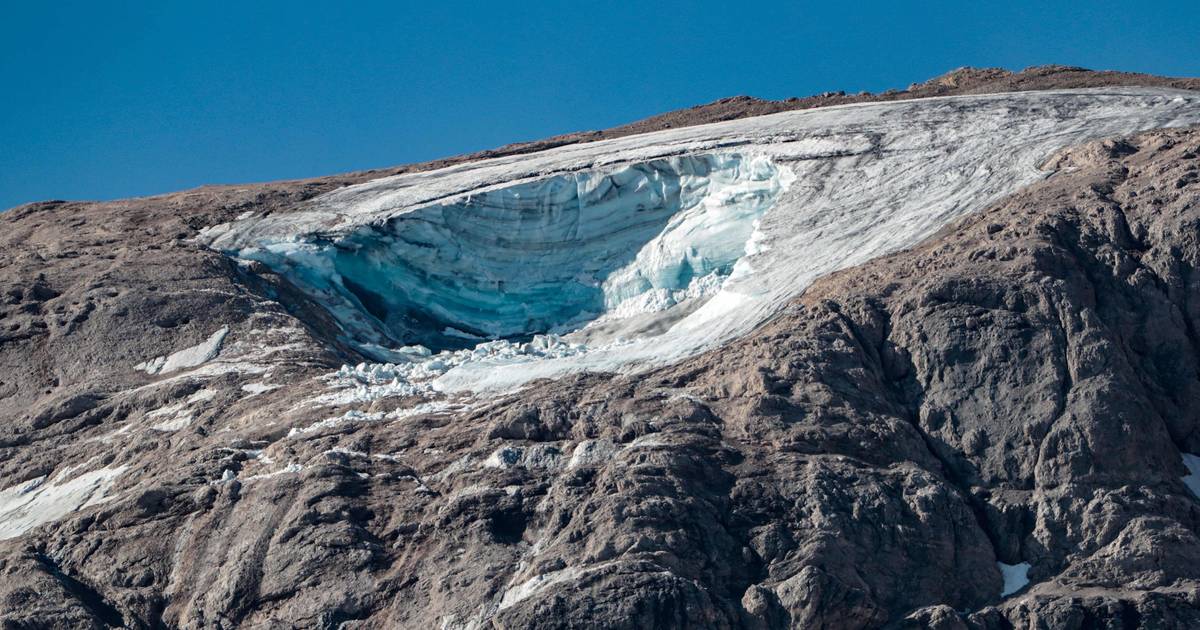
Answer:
[200, 88, 1200, 394]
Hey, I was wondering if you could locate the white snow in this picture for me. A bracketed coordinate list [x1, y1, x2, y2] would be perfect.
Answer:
[128, 320, 315, 391]
[498, 565, 588, 611]
[242, 462, 304, 481]
[0, 466, 128, 540]
[91, 422, 135, 444]
[326, 446, 371, 459]
[483, 444, 563, 470]
[1181, 453, 1200, 497]
[286, 401, 454, 437]
[496, 560, 658, 612]
[147, 388, 217, 431]
[998, 561, 1031, 597]
[287, 409, 385, 437]
[567, 439, 618, 469]
[240, 382, 280, 397]
[137, 327, 229, 374]
[150, 415, 193, 432]
[200, 88, 1200, 395]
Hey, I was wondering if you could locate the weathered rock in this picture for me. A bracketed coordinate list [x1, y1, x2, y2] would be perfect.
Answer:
[3, 69, 1200, 629]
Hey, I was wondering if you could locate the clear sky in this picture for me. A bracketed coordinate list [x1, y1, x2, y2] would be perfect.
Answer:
[3, 1, 1199, 210]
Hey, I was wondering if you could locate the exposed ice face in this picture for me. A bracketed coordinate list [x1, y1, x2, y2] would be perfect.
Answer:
[202, 88, 1200, 394]
[235, 153, 787, 353]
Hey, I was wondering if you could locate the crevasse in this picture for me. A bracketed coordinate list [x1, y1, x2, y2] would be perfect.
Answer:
[236, 153, 788, 353]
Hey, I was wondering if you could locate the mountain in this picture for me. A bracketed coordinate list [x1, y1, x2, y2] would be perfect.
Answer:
[3, 66, 1200, 629]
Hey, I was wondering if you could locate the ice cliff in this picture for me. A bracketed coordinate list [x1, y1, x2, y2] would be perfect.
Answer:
[200, 88, 1200, 393]
[230, 154, 787, 353]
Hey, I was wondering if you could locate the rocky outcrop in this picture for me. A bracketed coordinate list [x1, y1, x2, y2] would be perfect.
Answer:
[3, 71, 1200, 628]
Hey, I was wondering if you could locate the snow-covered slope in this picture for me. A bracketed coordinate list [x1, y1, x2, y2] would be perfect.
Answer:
[200, 88, 1200, 393]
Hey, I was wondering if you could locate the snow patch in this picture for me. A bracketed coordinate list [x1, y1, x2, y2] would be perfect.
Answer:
[0, 466, 128, 540]
[147, 388, 217, 431]
[1181, 453, 1200, 497]
[241, 382, 280, 397]
[91, 423, 135, 444]
[567, 439, 618, 469]
[137, 327, 229, 374]
[287, 401, 454, 437]
[998, 561, 1031, 597]
[483, 445, 563, 470]
[151, 414, 193, 432]
[243, 463, 303, 481]
[497, 562, 624, 611]
[326, 447, 371, 459]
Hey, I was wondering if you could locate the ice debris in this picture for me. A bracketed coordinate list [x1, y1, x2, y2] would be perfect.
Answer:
[311, 335, 592, 406]
[287, 401, 454, 437]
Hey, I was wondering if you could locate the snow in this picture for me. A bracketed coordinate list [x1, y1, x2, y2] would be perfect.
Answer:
[242, 462, 304, 481]
[497, 560, 650, 611]
[308, 337, 592, 406]
[287, 409, 385, 437]
[326, 446, 371, 459]
[1181, 453, 1200, 497]
[498, 566, 588, 611]
[150, 415, 193, 432]
[0, 465, 127, 540]
[91, 422, 135, 444]
[998, 561, 1031, 597]
[137, 327, 229, 374]
[567, 439, 618, 469]
[147, 388, 217, 431]
[287, 401, 454, 437]
[483, 444, 563, 469]
[201, 88, 1200, 395]
[240, 382, 280, 397]
[129, 320, 314, 390]
[235, 448, 274, 465]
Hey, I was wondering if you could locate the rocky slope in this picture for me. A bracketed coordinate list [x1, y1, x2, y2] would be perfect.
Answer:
[3, 68, 1200, 629]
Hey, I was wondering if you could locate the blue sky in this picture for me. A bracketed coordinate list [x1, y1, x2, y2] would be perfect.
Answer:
[2, 1, 1199, 210]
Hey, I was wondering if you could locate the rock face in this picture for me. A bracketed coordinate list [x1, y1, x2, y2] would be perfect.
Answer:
[3, 68, 1200, 629]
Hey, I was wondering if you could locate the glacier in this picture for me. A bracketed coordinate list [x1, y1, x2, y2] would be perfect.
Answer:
[232, 154, 787, 353]
[199, 88, 1200, 394]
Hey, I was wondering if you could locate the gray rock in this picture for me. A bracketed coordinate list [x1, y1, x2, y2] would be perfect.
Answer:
[3, 69, 1200, 628]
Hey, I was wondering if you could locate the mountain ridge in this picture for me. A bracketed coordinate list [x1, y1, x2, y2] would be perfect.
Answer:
[8, 65, 1200, 214]
[3, 68, 1200, 629]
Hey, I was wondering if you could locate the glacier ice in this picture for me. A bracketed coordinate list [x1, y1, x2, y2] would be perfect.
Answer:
[201, 88, 1200, 394]
[233, 153, 787, 353]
